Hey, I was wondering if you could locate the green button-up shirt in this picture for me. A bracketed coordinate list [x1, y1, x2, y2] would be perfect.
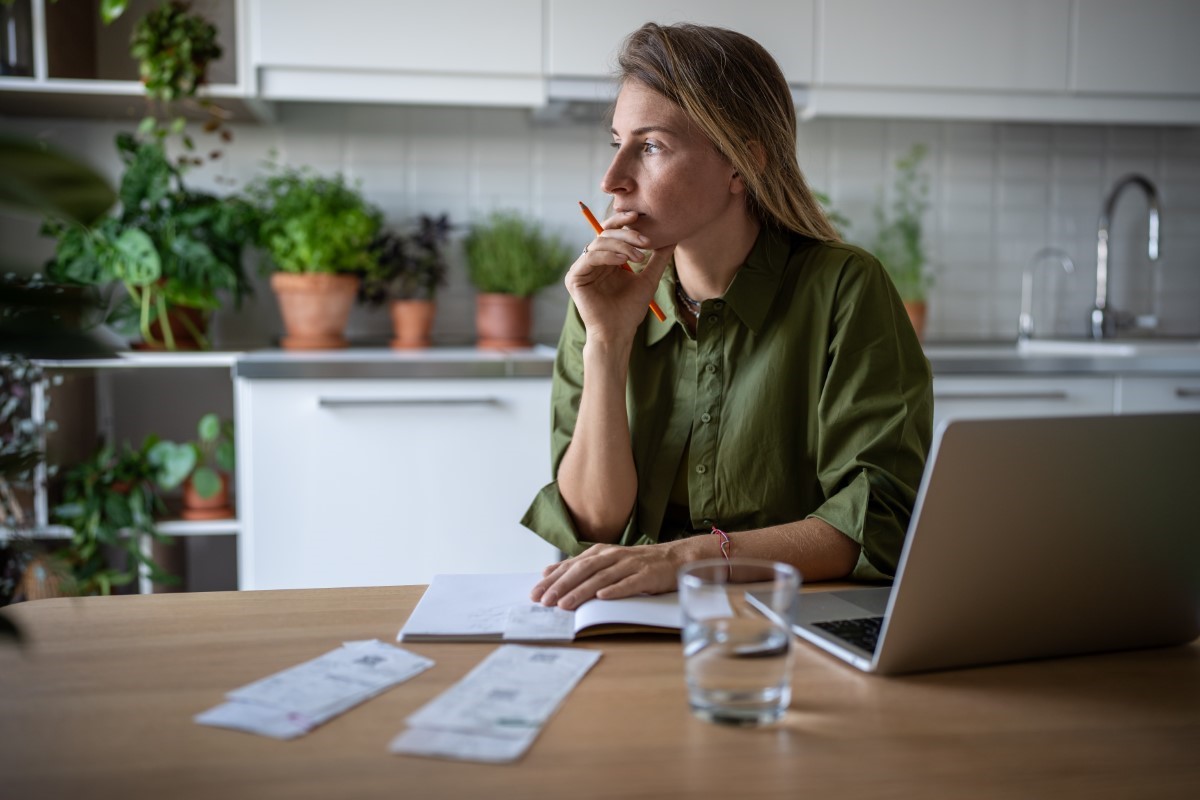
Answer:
[521, 226, 933, 580]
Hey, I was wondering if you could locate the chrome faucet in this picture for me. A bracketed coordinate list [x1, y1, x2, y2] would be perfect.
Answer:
[1019, 247, 1075, 340]
[1091, 174, 1161, 339]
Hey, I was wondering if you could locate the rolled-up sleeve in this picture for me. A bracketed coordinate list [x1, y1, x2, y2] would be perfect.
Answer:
[520, 300, 590, 555]
[806, 254, 933, 580]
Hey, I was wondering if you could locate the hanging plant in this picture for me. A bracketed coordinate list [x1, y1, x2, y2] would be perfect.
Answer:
[131, 0, 221, 103]
[129, 0, 233, 169]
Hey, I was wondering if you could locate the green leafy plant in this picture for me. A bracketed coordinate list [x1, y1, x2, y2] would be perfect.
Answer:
[127, 1, 233, 169]
[813, 189, 851, 239]
[131, 0, 221, 103]
[359, 214, 453, 305]
[248, 166, 383, 276]
[871, 144, 933, 303]
[148, 412, 233, 500]
[0, 134, 117, 226]
[464, 211, 570, 297]
[52, 438, 177, 596]
[43, 133, 256, 350]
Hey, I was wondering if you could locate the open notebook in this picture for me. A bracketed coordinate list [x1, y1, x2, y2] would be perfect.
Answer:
[397, 572, 686, 643]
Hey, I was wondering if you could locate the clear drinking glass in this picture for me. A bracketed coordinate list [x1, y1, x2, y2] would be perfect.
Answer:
[678, 558, 800, 726]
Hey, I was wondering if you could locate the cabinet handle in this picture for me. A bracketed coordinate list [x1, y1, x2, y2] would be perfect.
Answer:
[933, 391, 1070, 402]
[1175, 388, 1200, 399]
[318, 397, 502, 409]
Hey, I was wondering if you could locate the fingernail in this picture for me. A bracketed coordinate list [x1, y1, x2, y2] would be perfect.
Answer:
[542, 592, 556, 605]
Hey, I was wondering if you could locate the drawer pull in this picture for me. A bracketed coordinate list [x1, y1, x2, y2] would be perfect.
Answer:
[1175, 388, 1200, 399]
[318, 397, 501, 409]
[934, 391, 1070, 402]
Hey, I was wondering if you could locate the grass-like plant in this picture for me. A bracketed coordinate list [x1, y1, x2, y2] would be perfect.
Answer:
[464, 211, 570, 297]
[871, 144, 933, 303]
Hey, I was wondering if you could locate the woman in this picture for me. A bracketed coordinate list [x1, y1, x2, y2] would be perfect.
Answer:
[522, 23, 933, 610]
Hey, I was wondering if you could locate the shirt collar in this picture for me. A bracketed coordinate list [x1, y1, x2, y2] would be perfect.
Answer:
[645, 226, 792, 347]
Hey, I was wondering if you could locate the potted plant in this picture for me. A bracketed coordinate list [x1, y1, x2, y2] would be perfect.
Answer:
[51, 437, 178, 596]
[129, 0, 237, 163]
[148, 412, 234, 520]
[248, 167, 382, 349]
[43, 133, 255, 350]
[871, 144, 933, 340]
[464, 211, 570, 349]
[359, 214, 452, 349]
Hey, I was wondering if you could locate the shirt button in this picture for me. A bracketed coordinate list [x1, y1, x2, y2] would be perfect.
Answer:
[696, 464, 707, 475]
[713, 301, 724, 309]
[707, 314, 718, 324]
[700, 412, 712, 423]
[702, 518, 712, 526]
[705, 363, 717, 374]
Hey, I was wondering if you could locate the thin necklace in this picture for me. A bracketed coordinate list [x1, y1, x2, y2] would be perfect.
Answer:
[674, 281, 701, 318]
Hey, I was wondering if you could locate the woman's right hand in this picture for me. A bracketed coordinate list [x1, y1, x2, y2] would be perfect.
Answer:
[565, 210, 674, 345]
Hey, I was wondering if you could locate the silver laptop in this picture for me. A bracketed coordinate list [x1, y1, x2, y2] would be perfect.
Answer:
[750, 413, 1200, 675]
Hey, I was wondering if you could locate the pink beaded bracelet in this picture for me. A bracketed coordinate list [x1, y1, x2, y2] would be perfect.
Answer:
[711, 527, 732, 578]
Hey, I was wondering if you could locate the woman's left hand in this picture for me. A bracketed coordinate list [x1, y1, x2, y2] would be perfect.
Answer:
[531, 542, 685, 610]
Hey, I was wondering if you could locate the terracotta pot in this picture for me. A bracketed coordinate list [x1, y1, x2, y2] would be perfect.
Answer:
[181, 472, 234, 521]
[390, 299, 436, 350]
[903, 300, 927, 342]
[131, 305, 209, 351]
[270, 272, 360, 350]
[475, 293, 532, 350]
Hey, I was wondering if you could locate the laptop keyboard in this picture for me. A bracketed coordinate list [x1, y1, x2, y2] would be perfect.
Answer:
[812, 616, 885, 652]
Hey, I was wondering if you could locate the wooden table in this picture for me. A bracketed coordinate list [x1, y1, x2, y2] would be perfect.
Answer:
[2, 587, 1198, 800]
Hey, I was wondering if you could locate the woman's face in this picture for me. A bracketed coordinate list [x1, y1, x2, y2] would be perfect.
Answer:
[602, 80, 744, 249]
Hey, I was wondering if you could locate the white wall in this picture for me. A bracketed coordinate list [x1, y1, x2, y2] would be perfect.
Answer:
[2, 103, 1198, 344]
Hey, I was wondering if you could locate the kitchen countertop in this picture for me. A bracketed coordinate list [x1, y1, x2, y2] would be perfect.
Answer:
[231, 340, 1200, 379]
[232, 346, 559, 379]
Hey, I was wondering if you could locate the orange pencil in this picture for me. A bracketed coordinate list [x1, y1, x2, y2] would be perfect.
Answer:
[579, 201, 667, 322]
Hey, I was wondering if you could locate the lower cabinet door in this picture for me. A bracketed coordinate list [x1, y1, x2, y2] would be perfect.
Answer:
[932, 376, 1115, 431]
[237, 378, 559, 590]
[1115, 376, 1200, 414]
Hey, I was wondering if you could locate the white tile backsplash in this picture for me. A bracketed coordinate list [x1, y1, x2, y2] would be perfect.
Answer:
[2, 104, 1198, 344]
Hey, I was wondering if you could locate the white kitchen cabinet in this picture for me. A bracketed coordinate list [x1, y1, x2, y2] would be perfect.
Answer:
[235, 376, 558, 590]
[1073, 0, 1200, 96]
[1114, 376, 1200, 414]
[250, 0, 545, 106]
[0, 0, 267, 121]
[807, 0, 1200, 124]
[546, 0, 816, 84]
[932, 376, 1115, 431]
[818, 0, 1071, 93]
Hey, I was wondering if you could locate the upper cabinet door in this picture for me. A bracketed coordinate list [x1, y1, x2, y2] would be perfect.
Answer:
[250, 0, 543, 106]
[1073, 0, 1200, 96]
[547, 0, 816, 84]
[253, 0, 541, 76]
[819, 0, 1071, 92]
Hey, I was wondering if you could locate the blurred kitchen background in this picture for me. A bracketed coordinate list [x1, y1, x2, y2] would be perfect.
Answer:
[2, 0, 1198, 344]
[2, 0, 1198, 597]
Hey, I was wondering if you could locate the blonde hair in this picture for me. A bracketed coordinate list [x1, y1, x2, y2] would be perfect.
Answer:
[618, 23, 840, 242]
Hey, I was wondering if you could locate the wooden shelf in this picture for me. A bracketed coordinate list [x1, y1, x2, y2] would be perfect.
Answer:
[39, 351, 243, 369]
[2, 518, 239, 543]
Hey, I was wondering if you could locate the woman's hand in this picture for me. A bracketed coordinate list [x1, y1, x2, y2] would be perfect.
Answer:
[566, 210, 674, 344]
[530, 541, 685, 610]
